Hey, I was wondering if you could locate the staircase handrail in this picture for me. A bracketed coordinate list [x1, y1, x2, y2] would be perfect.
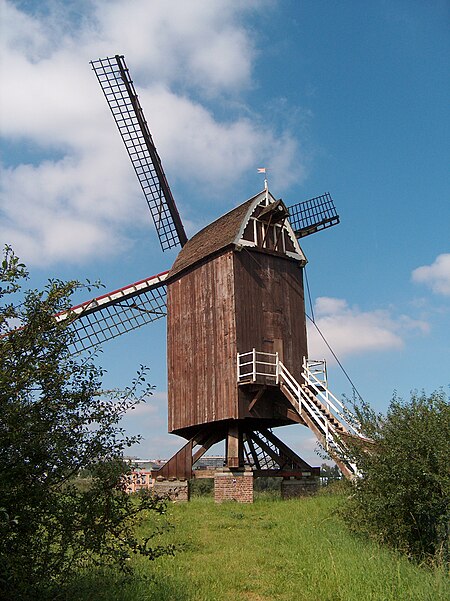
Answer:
[277, 361, 361, 478]
[236, 350, 361, 477]
[238, 350, 346, 444]
[303, 358, 362, 436]
[277, 361, 335, 446]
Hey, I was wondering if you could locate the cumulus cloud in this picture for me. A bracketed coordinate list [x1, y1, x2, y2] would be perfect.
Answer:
[93, 0, 258, 93]
[0, 146, 141, 265]
[307, 297, 429, 360]
[141, 86, 303, 191]
[0, 0, 303, 267]
[411, 254, 450, 296]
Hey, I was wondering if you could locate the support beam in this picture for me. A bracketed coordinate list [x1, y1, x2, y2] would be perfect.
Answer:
[156, 439, 193, 480]
[248, 386, 267, 412]
[260, 428, 313, 471]
[248, 431, 284, 468]
[192, 431, 224, 465]
[226, 423, 242, 469]
[245, 435, 261, 470]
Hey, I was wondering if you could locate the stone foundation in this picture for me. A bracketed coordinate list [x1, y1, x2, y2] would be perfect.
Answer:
[281, 476, 319, 499]
[214, 468, 254, 503]
[153, 477, 190, 502]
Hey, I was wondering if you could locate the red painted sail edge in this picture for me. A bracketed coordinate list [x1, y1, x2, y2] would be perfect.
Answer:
[55, 270, 169, 321]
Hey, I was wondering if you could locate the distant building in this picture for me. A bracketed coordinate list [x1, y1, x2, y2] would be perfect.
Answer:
[126, 456, 225, 473]
[193, 456, 225, 470]
[123, 456, 225, 494]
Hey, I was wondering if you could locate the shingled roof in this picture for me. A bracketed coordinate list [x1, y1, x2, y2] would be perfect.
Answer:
[168, 192, 263, 279]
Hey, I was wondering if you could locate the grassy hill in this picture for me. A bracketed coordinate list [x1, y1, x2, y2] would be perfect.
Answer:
[66, 493, 448, 601]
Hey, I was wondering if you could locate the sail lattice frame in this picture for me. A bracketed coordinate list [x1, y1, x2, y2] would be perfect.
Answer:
[57, 272, 168, 352]
[91, 55, 187, 250]
[288, 192, 339, 238]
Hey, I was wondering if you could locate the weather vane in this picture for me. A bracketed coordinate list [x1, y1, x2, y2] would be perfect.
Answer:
[257, 167, 269, 202]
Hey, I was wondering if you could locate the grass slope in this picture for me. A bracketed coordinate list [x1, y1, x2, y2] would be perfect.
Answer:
[67, 495, 448, 601]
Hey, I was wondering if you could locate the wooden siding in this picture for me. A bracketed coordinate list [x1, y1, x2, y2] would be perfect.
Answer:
[233, 249, 307, 382]
[167, 246, 308, 435]
[167, 251, 238, 434]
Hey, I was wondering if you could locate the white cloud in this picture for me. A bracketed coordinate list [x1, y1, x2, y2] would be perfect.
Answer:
[125, 390, 167, 417]
[0, 0, 305, 267]
[141, 86, 303, 191]
[308, 297, 429, 360]
[0, 1, 54, 60]
[412, 254, 450, 297]
[0, 150, 139, 266]
[93, 0, 258, 93]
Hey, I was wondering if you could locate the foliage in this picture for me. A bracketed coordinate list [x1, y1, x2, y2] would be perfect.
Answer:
[0, 246, 173, 600]
[189, 478, 214, 497]
[341, 389, 450, 565]
[319, 462, 342, 486]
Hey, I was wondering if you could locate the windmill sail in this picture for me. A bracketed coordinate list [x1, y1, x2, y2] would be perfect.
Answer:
[56, 272, 168, 352]
[91, 55, 187, 251]
[288, 192, 339, 238]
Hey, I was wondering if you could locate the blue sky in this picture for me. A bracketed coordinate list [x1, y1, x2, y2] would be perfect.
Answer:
[1, 0, 449, 465]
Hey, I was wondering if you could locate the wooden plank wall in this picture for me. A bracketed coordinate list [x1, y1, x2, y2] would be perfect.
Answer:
[167, 247, 307, 434]
[233, 250, 307, 384]
[167, 251, 238, 434]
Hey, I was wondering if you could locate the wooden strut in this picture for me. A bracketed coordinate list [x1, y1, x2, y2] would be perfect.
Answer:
[247, 429, 316, 475]
[154, 426, 226, 480]
[248, 386, 267, 412]
[248, 432, 282, 467]
[245, 436, 261, 469]
[153, 419, 319, 481]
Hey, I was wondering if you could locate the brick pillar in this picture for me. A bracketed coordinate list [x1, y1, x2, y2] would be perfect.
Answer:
[153, 477, 190, 502]
[281, 476, 319, 499]
[214, 468, 254, 503]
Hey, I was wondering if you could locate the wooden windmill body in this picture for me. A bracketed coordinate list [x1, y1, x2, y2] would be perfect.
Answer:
[166, 191, 308, 471]
[62, 55, 364, 496]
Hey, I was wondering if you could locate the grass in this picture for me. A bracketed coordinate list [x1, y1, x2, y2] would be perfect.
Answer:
[63, 494, 448, 601]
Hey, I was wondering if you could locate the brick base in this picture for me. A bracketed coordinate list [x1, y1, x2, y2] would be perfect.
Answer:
[214, 468, 254, 503]
[153, 477, 190, 502]
[281, 477, 319, 499]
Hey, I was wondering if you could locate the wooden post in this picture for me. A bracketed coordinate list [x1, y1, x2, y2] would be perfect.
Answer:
[226, 423, 241, 468]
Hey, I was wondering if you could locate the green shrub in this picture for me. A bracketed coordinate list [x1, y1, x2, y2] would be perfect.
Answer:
[190, 478, 214, 497]
[254, 476, 282, 492]
[0, 247, 174, 600]
[341, 389, 449, 564]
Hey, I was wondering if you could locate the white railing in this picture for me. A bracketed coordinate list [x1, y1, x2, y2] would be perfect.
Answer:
[305, 359, 328, 389]
[237, 349, 360, 477]
[302, 358, 362, 437]
[237, 349, 279, 384]
[277, 360, 331, 447]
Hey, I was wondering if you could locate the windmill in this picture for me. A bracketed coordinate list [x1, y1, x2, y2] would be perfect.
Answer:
[62, 55, 364, 501]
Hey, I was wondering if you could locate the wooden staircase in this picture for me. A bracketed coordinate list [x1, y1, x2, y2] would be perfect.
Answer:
[238, 351, 365, 479]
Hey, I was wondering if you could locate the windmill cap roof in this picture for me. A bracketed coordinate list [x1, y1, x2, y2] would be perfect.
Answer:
[169, 191, 265, 279]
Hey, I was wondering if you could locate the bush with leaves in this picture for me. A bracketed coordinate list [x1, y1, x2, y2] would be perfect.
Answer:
[341, 389, 449, 565]
[0, 246, 173, 600]
[320, 462, 342, 486]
